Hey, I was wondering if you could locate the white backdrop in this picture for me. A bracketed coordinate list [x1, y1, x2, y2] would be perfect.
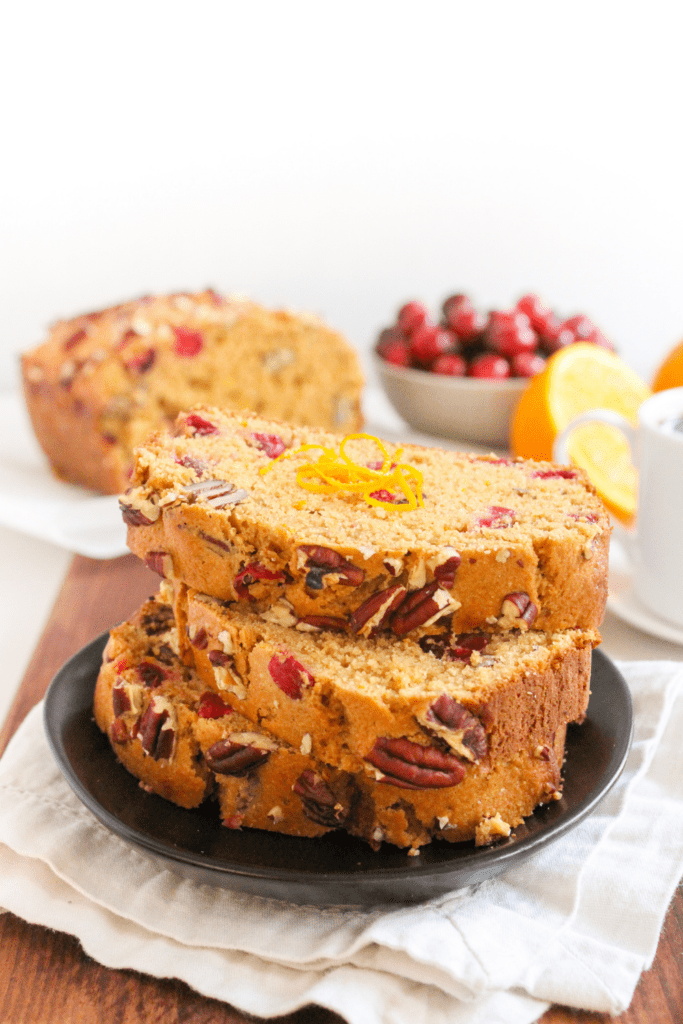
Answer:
[2, 0, 683, 389]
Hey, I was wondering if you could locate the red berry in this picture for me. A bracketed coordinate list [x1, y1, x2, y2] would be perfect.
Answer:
[442, 295, 486, 341]
[486, 311, 537, 357]
[432, 353, 467, 376]
[397, 301, 430, 335]
[539, 321, 575, 354]
[382, 338, 412, 367]
[410, 324, 454, 364]
[563, 314, 596, 340]
[185, 413, 218, 435]
[510, 351, 546, 377]
[250, 432, 286, 459]
[516, 294, 560, 338]
[172, 326, 204, 357]
[197, 691, 233, 718]
[468, 353, 511, 379]
[376, 326, 406, 357]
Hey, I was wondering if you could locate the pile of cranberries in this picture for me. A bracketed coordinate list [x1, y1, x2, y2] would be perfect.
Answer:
[375, 294, 614, 380]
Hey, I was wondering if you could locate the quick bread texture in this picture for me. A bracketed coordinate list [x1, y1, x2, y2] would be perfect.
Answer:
[21, 290, 364, 493]
[123, 407, 610, 636]
[94, 591, 580, 849]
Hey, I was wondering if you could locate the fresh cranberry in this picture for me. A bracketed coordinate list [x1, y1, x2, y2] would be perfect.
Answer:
[511, 351, 546, 377]
[442, 294, 486, 340]
[118, 328, 139, 349]
[397, 301, 430, 335]
[124, 348, 156, 373]
[540, 320, 575, 354]
[432, 352, 467, 376]
[381, 338, 412, 367]
[516, 294, 560, 338]
[197, 691, 233, 718]
[250, 432, 286, 459]
[410, 324, 454, 365]
[369, 489, 407, 504]
[376, 326, 406, 357]
[267, 653, 315, 700]
[486, 310, 537, 357]
[468, 353, 511, 379]
[563, 314, 596, 341]
[532, 468, 578, 479]
[185, 413, 218, 435]
[173, 326, 204, 357]
[476, 505, 516, 528]
[64, 328, 87, 351]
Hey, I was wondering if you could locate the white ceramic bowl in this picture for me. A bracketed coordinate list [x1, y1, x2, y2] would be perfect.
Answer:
[373, 352, 529, 448]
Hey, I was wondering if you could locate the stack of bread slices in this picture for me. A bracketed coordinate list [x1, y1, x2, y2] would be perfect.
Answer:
[95, 407, 609, 852]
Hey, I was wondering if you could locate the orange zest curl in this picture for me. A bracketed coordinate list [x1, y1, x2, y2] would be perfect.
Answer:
[259, 433, 424, 511]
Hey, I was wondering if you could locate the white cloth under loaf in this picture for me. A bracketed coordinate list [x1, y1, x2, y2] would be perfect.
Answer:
[0, 660, 682, 1024]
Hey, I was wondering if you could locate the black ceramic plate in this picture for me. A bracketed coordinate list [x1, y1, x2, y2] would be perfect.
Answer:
[44, 635, 633, 907]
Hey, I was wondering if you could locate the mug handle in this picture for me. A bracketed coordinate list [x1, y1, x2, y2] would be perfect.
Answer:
[551, 408, 638, 555]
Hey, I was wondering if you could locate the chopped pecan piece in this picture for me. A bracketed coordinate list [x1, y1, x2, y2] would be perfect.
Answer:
[119, 492, 161, 527]
[296, 615, 349, 632]
[500, 592, 538, 626]
[366, 736, 465, 789]
[298, 545, 365, 588]
[205, 739, 270, 776]
[183, 479, 249, 508]
[432, 547, 462, 589]
[390, 582, 459, 636]
[293, 770, 347, 827]
[137, 696, 176, 760]
[136, 660, 167, 687]
[144, 551, 173, 578]
[424, 694, 488, 761]
[350, 583, 407, 636]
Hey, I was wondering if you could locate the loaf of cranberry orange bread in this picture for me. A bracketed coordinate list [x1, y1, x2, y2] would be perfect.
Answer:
[172, 581, 596, 780]
[94, 592, 571, 849]
[123, 407, 610, 635]
[21, 290, 364, 494]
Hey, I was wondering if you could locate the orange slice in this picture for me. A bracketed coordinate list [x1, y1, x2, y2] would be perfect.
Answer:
[652, 339, 683, 392]
[510, 343, 650, 523]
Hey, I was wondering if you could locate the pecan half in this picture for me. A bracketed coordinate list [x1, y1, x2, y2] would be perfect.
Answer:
[298, 545, 365, 588]
[424, 695, 488, 761]
[137, 696, 176, 760]
[350, 583, 407, 636]
[205, 739, 271, 776]
[293, 770, 347, 827]
[267, 653, 315, 700]
[390, 582, 459, 636]
[500, 592, 538, 626]
[366, 736, 465, 789]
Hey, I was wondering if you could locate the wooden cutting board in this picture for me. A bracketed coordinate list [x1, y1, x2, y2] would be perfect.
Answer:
[0, 554, 681, 1024]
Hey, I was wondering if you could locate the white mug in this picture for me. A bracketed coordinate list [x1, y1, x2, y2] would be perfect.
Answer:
[553, 386, 683, 629]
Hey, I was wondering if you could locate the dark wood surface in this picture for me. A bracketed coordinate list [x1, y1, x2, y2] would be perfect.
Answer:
[0, 554, 681, 1024]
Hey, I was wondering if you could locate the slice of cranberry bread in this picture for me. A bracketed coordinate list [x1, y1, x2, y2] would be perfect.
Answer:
[124, 406, 610, 635]
[174, 581, 596, 780]
[94, 592, 570, 849]
[21, 290, 364, 494]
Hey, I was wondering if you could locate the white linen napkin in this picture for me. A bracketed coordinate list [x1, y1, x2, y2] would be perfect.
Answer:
[1, 659, 683, 1024]
[0, 392, 127, 558]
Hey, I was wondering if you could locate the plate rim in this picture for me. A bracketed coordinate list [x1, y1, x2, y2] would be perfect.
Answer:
[43, 633, 634, 898]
